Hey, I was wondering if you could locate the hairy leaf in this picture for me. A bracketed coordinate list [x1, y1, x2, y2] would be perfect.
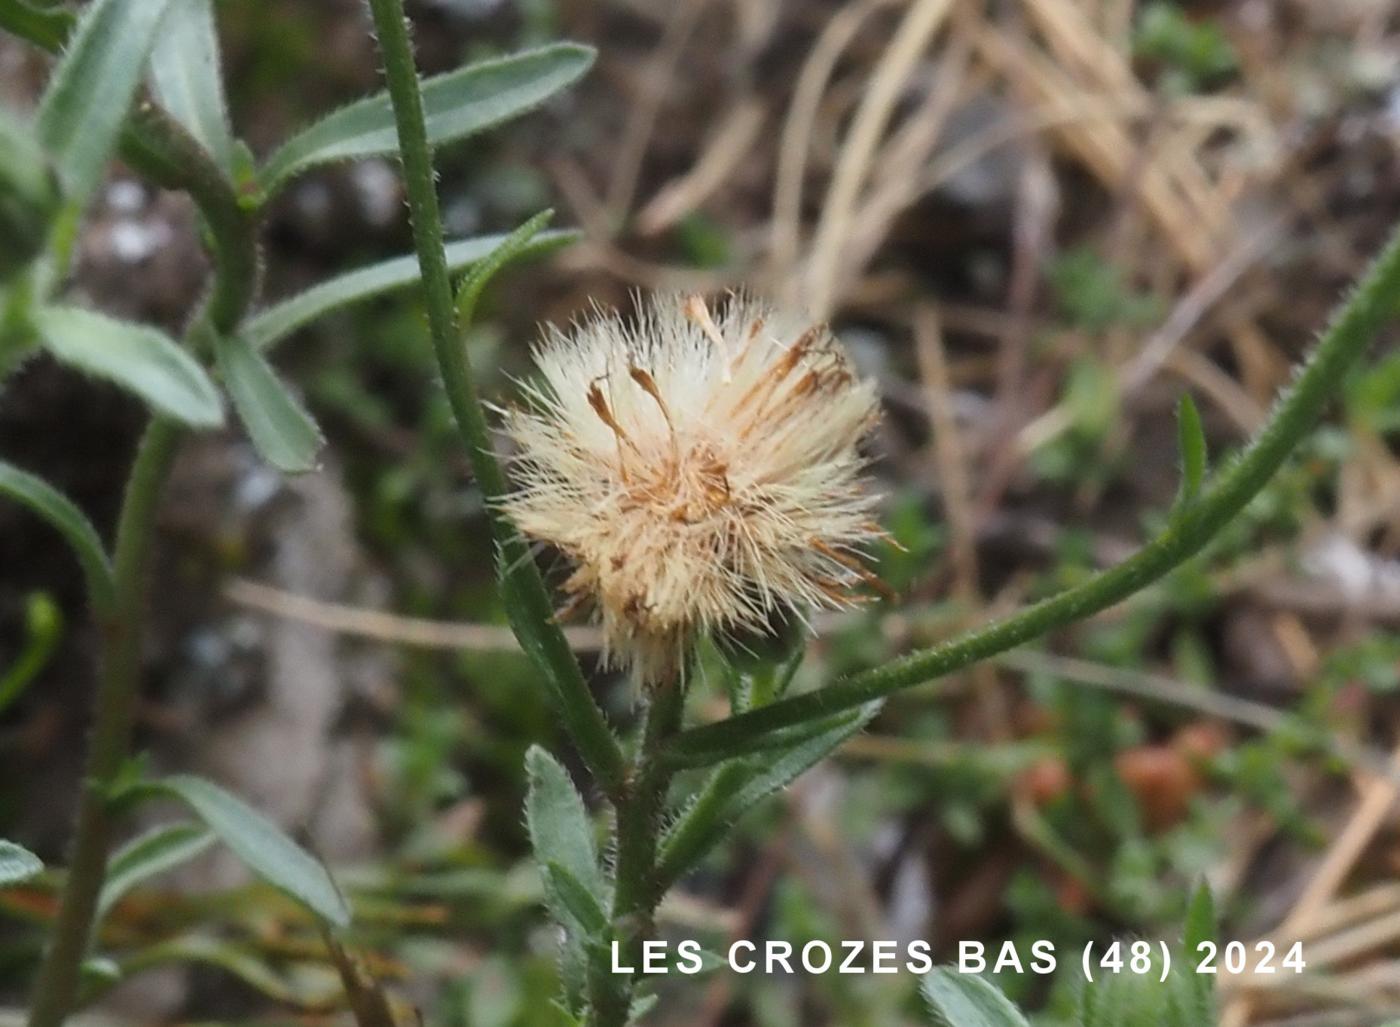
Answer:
[216, 332, 323, 472]
[148, 0, 235, 173]
[920, 968, 1030, 1027]
[0, 839, 42, 887]
[141, 775, 350, 927]
[243, 229, 575, 352]
[36, 307, 224, 427]
[37, 0, 176, 200]
[97, 822, 217, 920]
[260, 44, 594, 193]
[0, 460, 114, 611]
[454, 210, 552, 328]
[655, 702, 879, 889]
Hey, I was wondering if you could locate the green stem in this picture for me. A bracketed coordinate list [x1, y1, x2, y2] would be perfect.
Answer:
[27, 101, 259, 1027]
[26, 417, 181, 1027]
[362, 0, 626, 794]
[589, 683, 686, 1027]
[665, 221, 1400, 765]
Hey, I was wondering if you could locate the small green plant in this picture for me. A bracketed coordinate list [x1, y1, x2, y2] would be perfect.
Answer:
[921, 885, 1217, 1027]
[2, 1, 1400, 1025]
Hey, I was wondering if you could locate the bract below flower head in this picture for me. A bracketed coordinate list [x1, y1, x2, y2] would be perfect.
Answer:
[501, 292, 884, 685]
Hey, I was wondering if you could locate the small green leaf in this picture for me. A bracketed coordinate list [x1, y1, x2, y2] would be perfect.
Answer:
[524, 747, 606, 901]
[1183, 880, 1216, 952]
[140, 775, 350, 927]
[36, 0, 176, 201]
[116, 933, 341, 1007]
[1182, 882, 1217, 1023]
[243, 229, 576, 353]
[0, 460, 115, 611]
[0, 839, 43, 887]
[148, 0, 235, 174]
[0, 592, 62, 716]
[920, 968, 1030, 1027]
[260, 43, 594, 193]
[454, 210, 553, 329]
[543, 863, 609, 937]
[655, 702, 879, 888]
[1176, 394, 1207, 506]
[215, 332, 323, 472]
[525, 746, 606, 1015]
[97, 822, 217, 921]
[35, 306, 224, 427]
[0, 1, 75, 53]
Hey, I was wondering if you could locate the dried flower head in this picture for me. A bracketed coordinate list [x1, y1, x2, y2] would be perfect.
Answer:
[500, 293, 883, 684]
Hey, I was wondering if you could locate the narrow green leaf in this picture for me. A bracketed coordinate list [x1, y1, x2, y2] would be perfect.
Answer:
[36, 0, 176, 201]
[148, 0, 235, 174]
[454, 210, 552, 329]
[97, 822, 217, 920]
[244, 229, 575, 353]
[543, 863, 609, 937]
[655, 702, 879, 889]
[260, 43, 594, 193]
[1176, 393, 1207, 506]
[1183, 880, 1216, 953]
[0, 0, 75, 53]
[524, 746, 606, 901]
[525, 747, 603, 1015]
[1182, 881, 1218, 1024]
[920, 968, 1031, 1027]
[0, 460, 114, 611]
[142, 775, 350, 927]
[0, 592, 62, 716]
[0, 839, 43, 887]
[36, 306, 224, 427]
[117, 933, 340, 1007]
[665, 698, 881, 770]
[215, 332, 323, 472]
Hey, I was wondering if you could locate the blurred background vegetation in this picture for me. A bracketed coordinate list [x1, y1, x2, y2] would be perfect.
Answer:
[2, 0, 1400, 1023]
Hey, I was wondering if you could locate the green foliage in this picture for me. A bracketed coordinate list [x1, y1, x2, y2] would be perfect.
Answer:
[0, 839, 42, 887]
[243, 228, 576, 352]
[36, 0, 175, 202]
[0, 591, 62, 715]
[1134, 3, 1238, 93]
[0, 0, 73, 52]
[147, 0, 236, 174]
[215, 331, 324, 472]
[525, 746, 608, 1015]
[1047, 247, 1161, 333]
[655, 702, 880, 888]
[136, 775, 352, 927]
[34, 306, 224, 427]
[95, 822, 217, 921]
[920, 969, 1030, 1027]
[0, 459, 115, 611]
[259, 44, 596, 194]
[0, 109, 59, 280]
[1175, 394, 1207, 508]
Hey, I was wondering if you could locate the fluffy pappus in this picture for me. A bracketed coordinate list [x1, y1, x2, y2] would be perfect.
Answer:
[499, 293, 885, 685]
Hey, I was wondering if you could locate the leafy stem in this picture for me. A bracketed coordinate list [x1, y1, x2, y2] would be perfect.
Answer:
[664, 220, 1400, 766]
[25, 417, 180, 1027]
[362, 0, 627, 794]
[589, 682, 686, 1027]
[25, 89, 261, 1027]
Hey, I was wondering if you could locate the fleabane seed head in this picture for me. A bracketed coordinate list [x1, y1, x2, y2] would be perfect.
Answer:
[500, 293, 883, 685]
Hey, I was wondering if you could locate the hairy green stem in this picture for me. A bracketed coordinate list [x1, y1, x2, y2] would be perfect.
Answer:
[26, 104, 259, 1027]
[665, 221, 1400, 765]
[590, 683, 686, 1027]
[26, 418, 180, 1027]
[362, 0, 626, 794]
